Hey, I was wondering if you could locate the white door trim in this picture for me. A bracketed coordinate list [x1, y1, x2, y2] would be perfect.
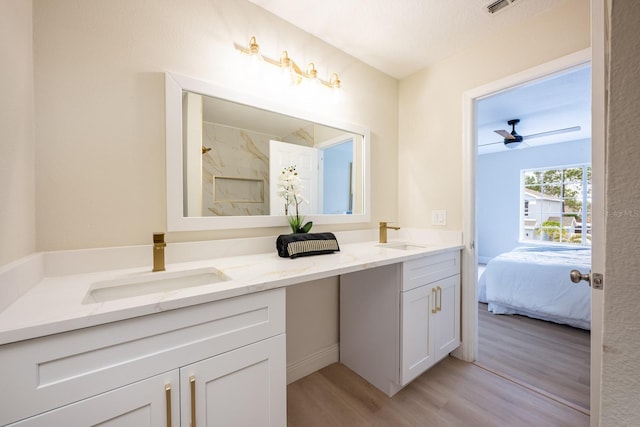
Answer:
[458, 47, 592, 363]
[589, 0, 607, 424]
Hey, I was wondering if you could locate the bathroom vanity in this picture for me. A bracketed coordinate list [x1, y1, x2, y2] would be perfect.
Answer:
[0, 234, 461, 426]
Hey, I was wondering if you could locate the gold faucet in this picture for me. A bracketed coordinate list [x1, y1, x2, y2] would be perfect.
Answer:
[379, 221, 400, 244]
[152, 232, 166, 272]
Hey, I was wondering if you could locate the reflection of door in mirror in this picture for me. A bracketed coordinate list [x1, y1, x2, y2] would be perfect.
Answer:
[269, 141, 318, 216]
[320, 139, 354, 214]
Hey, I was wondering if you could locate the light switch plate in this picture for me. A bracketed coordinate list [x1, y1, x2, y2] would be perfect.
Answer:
[432, 210, 447, 226]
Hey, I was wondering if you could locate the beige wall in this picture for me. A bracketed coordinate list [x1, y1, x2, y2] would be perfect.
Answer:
[31, 0, 398, 252]
[286, 277, 339, 369]
[0, 0, 36, 267]
[398, 0, 590, 230]
[601, 1, 640, 423]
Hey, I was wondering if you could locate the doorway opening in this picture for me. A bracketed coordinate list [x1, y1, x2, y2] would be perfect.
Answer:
[459, 49, 593, 414]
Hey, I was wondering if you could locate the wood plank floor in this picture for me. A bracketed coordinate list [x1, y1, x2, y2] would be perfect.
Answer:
[287, 357, 589, 426]
[477, 302, 591, 412]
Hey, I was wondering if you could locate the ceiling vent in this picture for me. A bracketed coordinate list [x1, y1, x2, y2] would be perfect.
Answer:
[486, 0, 518, 15]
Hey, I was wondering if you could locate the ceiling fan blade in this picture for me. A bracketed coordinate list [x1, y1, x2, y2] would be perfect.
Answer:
[481, 124, 581, 148]
[523, 126, 581, 140]
[494, 129, 515, 140]
[479, 140, 507, 147]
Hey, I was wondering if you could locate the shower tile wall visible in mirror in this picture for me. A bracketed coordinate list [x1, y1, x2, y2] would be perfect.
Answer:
[282, 125, 314, 147]
[203, 123, 271, 216]
[201, 122, 320, 217]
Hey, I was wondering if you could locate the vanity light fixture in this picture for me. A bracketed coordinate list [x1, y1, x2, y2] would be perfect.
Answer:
[245, 36, 264, 70]
[279, 50, 292, 68]
[303, 62, 321, 93]
[247, 36, 260, 56]
[328, 73, 341, 89]
[235, 36, 342, 91]
[279, 50, 298, 86]
[305, 62, 318, 80]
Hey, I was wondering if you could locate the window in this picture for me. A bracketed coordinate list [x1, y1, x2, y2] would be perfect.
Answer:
[521, 165, 592, 245]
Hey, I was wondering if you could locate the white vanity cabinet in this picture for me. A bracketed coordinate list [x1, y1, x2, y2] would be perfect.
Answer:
[401, 272, 460, 384]
[180, 334, 285, 427]
[6, 371, 181, 426]
[340, 250, 460, 397]
[1, 288, 286, 427]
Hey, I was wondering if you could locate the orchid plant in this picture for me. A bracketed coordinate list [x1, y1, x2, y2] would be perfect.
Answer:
[277, 165, 313, 233]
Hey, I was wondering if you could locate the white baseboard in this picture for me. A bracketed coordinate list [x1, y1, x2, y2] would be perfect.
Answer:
[287, 343, 339, 384]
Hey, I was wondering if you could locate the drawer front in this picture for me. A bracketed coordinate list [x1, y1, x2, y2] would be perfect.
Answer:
[402, 251, 460, 291]
[0, 288, 285, 426]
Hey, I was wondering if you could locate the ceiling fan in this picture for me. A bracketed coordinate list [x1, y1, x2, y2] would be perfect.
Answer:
[482, 118, 581, 149]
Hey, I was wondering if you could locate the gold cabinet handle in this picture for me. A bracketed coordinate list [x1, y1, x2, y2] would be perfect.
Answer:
[165, 384, 172, 427]
[437, 286, 442, 312]
[190, 375, 196, 427]
[431, 287, 437, 314]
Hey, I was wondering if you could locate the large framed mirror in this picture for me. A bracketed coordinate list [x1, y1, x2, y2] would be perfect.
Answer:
[165, 72, 370, 231]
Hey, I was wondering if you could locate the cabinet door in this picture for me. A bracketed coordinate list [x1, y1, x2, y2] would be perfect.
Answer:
[8, 371, 180, 427]
[434, 275, 461, 359]
[400, 283, 436, 385]
[181, 334, 286, 427]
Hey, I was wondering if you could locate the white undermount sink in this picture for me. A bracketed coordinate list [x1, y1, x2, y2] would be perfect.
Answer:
[82, 267, 230, 304]
[378, 242, 429, 251]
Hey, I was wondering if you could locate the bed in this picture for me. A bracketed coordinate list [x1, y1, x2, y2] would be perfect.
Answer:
[478, 246, 591, 329]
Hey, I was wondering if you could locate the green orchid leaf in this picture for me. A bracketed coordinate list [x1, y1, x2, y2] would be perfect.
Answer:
[301, 221, 313, 233]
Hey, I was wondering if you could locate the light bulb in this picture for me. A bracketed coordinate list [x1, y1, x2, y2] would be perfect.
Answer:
[329, 73, 343, 103]
[246, 36, 263, 72]
[302, 63, 321, 97]
[331, 85, 344, 104]
[279, 51, 298, 86]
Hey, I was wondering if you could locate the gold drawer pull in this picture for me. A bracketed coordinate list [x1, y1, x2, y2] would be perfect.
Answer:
[437, 286, 442, 312]
[190, 375, 196, 427]
[432, 287, 437, 314]
[165, 383, 172, 427]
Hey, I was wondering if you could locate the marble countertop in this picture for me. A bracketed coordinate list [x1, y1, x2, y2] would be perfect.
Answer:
[0, 239, 462, 345]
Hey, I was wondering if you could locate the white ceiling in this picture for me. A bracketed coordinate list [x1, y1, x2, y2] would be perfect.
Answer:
[246, 0, 591, 154]
[248, 0, 567, 79]
[203, 95, 310, 137]
[202, 95, 350, 138]
[477, 65, 591, 154]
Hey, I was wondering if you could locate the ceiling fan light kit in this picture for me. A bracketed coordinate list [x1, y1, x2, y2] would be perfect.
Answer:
[495, 118, 523, 147]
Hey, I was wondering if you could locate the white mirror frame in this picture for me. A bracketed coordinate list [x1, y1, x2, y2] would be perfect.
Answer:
[165, 72, 371, 231]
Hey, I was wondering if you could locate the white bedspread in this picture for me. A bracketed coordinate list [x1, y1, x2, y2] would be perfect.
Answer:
[478, 246, 591, 329]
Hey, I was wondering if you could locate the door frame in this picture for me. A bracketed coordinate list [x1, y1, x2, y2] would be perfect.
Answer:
[316, 134, 356, 215]
[458, 47, 600, 409]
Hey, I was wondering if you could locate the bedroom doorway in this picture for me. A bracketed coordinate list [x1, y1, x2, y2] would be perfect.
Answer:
[460, 50, 604, 418]
[474, 64, 592, 412]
